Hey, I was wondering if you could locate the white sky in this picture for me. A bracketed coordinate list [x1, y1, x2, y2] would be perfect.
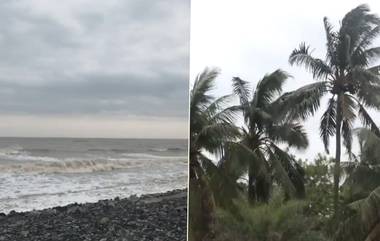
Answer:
[190, 0, 380, 161]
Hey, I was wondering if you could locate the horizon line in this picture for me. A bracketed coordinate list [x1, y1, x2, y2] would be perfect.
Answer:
[0, 136, 188, 140]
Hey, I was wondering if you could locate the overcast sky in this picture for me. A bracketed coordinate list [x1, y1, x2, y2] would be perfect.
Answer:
[190, 0, 380, 160]
[0, 0, 189, 139]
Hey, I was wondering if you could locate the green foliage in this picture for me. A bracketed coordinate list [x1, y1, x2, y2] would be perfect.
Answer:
[304, 154, 334, 219]
[189, 178, 218, 241]
[213, 194, 330, 241]
[341, 128, 380, 202]
[336, 186, 380, 241]
[355, 186, 380, 241]
[336, 128, 380, 241]
[189, 5, 380, 241]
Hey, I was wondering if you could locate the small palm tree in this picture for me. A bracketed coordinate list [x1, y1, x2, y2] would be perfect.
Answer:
[224, 69, 309, 203]
[214, 195, 330, 241]
[355, 127, 380, 165]
[337, 186, 380, 241]
[342, 127, 380, 203]
[289, 4, 380, 216]
[189, 67, 239, 240]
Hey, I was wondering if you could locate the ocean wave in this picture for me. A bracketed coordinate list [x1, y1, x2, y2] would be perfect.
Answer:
[87, 148, 133, 153]
[0, 158, 146, 174]
[121, 153, 187, 160]
[167, 147, 186, 151]
[0, 144, 187, 174]
[87, 148, 107, 152]
[0, 152, 187, 174]
[0, 145, 24, 155]
[148, 147, 186, 152]
[0, 151, 60, 163]
[23, 148, 52, 153]
[148, 148, 167, 152]
[0, 182, 137, 202]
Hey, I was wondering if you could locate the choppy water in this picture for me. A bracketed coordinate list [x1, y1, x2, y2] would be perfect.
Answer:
[0, 137, 188, 213]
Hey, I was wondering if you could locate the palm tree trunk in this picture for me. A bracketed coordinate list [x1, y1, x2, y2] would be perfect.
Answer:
[365, 222, 380, 241]
[334, 94, 342, 217]
[190, 154, 216, 240]
[190, 153, 197, 180]
[198, 169, 216, 240]
[248, 165, 256, 203]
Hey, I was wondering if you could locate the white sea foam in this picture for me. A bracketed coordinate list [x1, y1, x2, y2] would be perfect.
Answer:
[0, 148, 187, 174]
[0, 138, 188, 213]
[0, 156, 186, 174]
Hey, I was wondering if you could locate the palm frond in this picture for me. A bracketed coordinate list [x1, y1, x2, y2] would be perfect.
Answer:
[266, 122, 308, 150]
[355, 128, 380, 165]
[349, 186, 380, 241]
[351, 25, 380, 65]
[344, 163, 380, 202]
[273, 81, 327, 121]
[323, 17, 338, 67]
[239, 142, 270, 180]
[232, 76, 252, 122]
[199, 154, 218, 176]
[368, 65, 380, 75]
[190, 67, 220, 114]
[289, 42, 332, 79]
[271, 144, 306, 198]
[208, 104, 241, 125]
[232, 76, 251, 106]
[353, 47, 380, 67]
[364, 47, 380, 63]
[357, 102, 380, 137]
[196, 122, 240, 155]
[199, 154, 241, 204]
[342, 119, 353, 155]
[340, 4, 380, 53]
[351, 66, 380, 85]
[267, 145, 297, 198]
[253, 69, 290, 108]
[221, 141, 251, 180]
[320, 97, 337, 153]
[356, 82, 380, 109]
[340, 94, 357, 122]
[204, 94, 234, 116]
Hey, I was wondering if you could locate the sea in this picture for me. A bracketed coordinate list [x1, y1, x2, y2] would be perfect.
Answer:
[0, 137, 188, 213]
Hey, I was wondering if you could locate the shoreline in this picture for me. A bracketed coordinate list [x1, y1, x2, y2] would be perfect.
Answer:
[0, 185, 188, 214]
[0, 189, 187, 241]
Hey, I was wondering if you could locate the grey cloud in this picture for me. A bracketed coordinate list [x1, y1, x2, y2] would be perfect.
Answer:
[0, 70, 188, 117]
[0, 0, 189, 117]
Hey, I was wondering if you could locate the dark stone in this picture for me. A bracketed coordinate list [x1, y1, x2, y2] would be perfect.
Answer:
[0, 189, 187, 241]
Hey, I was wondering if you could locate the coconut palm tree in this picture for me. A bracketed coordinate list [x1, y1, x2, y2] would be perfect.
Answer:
[288, 4, 380, 216]
[223, 69, 309, 203]
[189, 67, 240, 240]
[336, 186, 380, 241]
[342, 127, 380, 203]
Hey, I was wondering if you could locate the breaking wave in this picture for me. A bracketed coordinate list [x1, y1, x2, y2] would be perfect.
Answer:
[148, 147, 185, 152]
[0, 146, 187, 174]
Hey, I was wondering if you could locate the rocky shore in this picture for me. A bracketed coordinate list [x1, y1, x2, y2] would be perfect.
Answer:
[0, 189, 187, 241]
